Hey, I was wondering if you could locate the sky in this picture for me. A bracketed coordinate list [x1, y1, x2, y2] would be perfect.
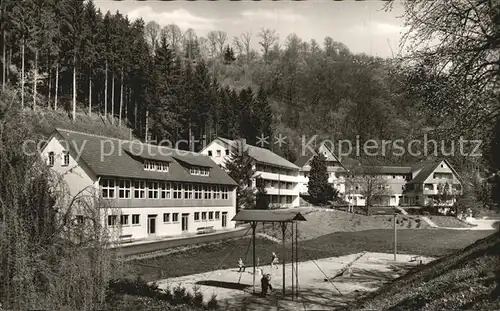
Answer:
[94, 0, 405, 58]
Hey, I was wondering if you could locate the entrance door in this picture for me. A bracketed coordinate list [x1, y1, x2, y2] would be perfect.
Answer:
[181, 213, 189, 232]
[148, 215, 157, 235]
[222, 212, 227, 228]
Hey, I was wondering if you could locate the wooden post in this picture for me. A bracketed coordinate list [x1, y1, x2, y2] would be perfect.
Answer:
[291, 221, 294, 300]
[295, 221, 299, 298]
[252, 222, 257, 294]
[393, 214, 397, 261]
[281, 222, 286, 297]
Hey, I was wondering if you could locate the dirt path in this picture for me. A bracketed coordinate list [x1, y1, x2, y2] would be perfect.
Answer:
[155, 252, 434, 310]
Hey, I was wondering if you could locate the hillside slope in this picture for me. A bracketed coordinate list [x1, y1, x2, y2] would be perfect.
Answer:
[348, 231, 500, 310]
[27, 108, 136, 140]
[264, 209, 430, 241]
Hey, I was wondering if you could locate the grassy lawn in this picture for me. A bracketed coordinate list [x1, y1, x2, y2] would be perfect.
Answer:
[123, 229, 495, 282]
[426, 215, 473, 228]
[264, 210, 430, 241]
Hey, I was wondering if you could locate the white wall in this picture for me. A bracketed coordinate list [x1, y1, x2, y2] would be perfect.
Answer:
[41, 136, 98, 199]
[107, 205, 236, 240]
[202, 140, 301, 208]
[200, 140, 230, 168]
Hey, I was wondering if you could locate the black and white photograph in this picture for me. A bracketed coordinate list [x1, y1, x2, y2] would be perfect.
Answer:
[0, 0, 499, 310]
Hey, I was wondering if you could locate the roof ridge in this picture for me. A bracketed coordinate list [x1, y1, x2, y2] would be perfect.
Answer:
[56, 128, 130, 142]
[57, 128, 205, 156]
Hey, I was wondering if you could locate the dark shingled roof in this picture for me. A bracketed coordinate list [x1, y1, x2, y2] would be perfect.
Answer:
[407, 160, 443, 184]
[294, 143, 346, 171]
[53, 129, 237, 186]
[294, 155, 311, 168]
[232, 210, 307, 222]
[217, 137, 299, 170]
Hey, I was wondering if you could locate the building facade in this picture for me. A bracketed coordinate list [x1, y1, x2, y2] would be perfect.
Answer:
[200, 137, 301, 208]
[41, 129, 238, 241]
[343, 159, 463, 207]
[295, 142, 348, 195]
[294, 145, 463, 208]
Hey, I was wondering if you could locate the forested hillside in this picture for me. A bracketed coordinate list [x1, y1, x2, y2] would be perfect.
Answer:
[0, 0, 485, 166]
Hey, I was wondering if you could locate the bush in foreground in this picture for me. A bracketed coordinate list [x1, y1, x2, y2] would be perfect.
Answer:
[106, 277, 219, 310]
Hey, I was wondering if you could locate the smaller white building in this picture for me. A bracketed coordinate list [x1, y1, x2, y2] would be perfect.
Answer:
[295, 142, 348, 195]
[201, 137, 301, 208]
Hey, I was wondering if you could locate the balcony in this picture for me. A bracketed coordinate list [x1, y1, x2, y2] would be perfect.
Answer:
[265, 188, 298, 196]
[257, 171, 299, 183]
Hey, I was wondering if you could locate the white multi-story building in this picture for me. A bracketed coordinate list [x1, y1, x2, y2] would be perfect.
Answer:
[343, 159, 463, 207]
[201, 137, 301, 208]
[295, 142, 348, 195]
[41, 129, 238, 241]
[294, 143, 463, 208]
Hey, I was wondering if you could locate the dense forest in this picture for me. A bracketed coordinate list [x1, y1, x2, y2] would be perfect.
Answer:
[0, 0, 488, 167]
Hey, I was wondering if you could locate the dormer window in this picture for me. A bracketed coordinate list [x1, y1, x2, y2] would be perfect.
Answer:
[143, 159, 169, 172]
[48, 152, 55, 166]
[189, 166, 210, 176]
[62, 151, 70, 166]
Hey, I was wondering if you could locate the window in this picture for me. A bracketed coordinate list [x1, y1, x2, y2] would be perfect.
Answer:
[107, 215, 117, 226]
[190, 166, 210, 176]
[215, 211, 220, 220]
[101, 179, 116, 198]
[286, 196, 293, 204]
[144, 160, 169, 172]
[172, 213, 179, 222]
[221, 186, 228, 200]
[201, 167, 210, 176]
[147, 181, 159, 199]
[209, 211, 214, 220]
[173, 183, 182, 199]
[132, 214, 140, 225]
[161, 182, 171, 199]
[202, 212, 207, 221]
[216, 150, 221, 157]
[144, 160, 154, 170]
[134, 180, 146, 198]
[208, 150, 213, 156]
[225, 150, 230, 156]
[194, 184, 202, 199]
[63, 151, 70, 166]
[75, 215, 84, 225]
[120, 215, 129, 225]
[48, 152, 55, 166]
[163, 213, 170, 223]
[204, 185, 212, 199]
[184, 183, 193, 199]
[194, 212, 200, 221]
[158, 162, 169, 172]
[118, 179, 131, 199]
[213, 185, 221, 199]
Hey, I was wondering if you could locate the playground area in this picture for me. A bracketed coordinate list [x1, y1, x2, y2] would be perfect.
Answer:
[155, 252, 434, 310]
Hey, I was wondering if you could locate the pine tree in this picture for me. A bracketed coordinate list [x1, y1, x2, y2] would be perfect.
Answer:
[255, 86, 273, 143]
[193, 59, 214, 146]
[255, 177, 269, 210]
[225, 147, 256, 212]
[60, 0, 85, 121]
[223, 45, 235, 64]
[308, 153, 336, 205]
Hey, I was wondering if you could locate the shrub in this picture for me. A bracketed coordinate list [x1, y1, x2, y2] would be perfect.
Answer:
[207, 293, 219, 310]
[192, 285, 204, 308]
[173, 283, 187, 305]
